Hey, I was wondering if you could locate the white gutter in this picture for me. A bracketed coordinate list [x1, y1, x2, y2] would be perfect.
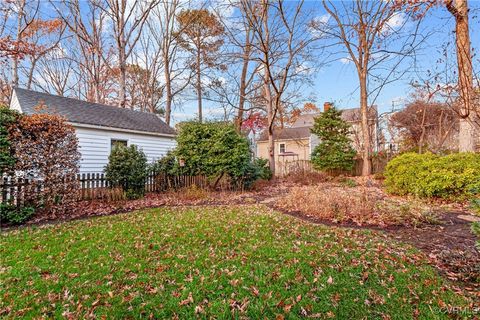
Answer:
[69, 122, 177, 138]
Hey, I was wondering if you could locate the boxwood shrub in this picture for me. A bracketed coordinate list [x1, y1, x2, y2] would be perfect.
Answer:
[0, 203, 35, 225]
[384, 152, 480, 199]
[104, 145, 148, 199]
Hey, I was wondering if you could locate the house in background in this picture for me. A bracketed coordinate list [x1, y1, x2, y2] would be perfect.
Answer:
[10, 88, 176, 173]
[256, 102, 378, 174]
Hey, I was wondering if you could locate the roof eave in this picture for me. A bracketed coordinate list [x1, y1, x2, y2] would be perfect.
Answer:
[69, 122, 176, 138]
[257, 136, 311, 142]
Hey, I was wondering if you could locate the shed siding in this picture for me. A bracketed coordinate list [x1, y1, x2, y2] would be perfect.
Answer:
[9, 90, 22, 112]
[75, 126, 176, 173]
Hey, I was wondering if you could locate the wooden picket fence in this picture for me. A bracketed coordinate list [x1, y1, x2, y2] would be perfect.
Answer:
[1, 176, 32, 206]
[1, 172, 215, 204]
[277, 157, 388, 177]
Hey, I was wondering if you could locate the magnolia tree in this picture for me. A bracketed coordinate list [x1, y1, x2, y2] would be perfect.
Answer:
[9, 113, 80, 216]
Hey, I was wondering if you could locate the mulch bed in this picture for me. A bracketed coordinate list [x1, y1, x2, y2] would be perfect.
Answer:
[265, 188, 480, 300]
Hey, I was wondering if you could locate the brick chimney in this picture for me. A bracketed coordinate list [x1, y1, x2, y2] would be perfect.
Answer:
[323, 102, 332, 112]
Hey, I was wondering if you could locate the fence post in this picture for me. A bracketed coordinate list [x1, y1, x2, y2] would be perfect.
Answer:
[86, 173, 90, 199]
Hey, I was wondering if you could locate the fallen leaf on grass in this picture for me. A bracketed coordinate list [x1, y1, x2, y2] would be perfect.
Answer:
[179, 292, 193, 306]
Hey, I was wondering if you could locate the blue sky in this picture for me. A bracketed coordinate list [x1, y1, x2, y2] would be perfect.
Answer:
[308, 2, 480, 116]
[6, 0, 480, 123]
[173, 1, 480, 123]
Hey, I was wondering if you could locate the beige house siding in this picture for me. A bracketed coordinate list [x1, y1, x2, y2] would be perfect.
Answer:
[256, 137, 311, 161]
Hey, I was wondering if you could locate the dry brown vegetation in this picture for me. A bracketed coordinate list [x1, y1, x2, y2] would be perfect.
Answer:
[281, 171, 330, 185]
[276, 183, 440, 227]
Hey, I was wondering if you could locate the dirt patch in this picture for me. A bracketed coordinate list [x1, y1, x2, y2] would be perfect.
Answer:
[386, 212, 479, 296]
[387, 212, 477, 254]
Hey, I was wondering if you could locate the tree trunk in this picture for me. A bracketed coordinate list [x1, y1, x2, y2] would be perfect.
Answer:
[196, 46, 202, 122]
[119, 47, 127, 108]
[265, 83, 275, 175]
[447, 0, 476, 151]
[359, 71, 371, 176]
[117, 5, 127, 109]
[164, 52, 173, 126]
[262, 0, 275, 175]
[26, 57, 39, 89]
[418, 105, 427, 153]
[459, 118, 476, 151]
[95, 52, 101, 103]
[236, 57, 249, 131]
[12, 0, 25, 87]
[263, 64, 275, 174]
[235, 30, 251, 132]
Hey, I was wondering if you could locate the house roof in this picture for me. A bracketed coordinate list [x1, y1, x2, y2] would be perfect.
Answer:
[12, 87, 176, 136]
[257, 126, 311, 142]
[258, 106, 378, 142]
[291, 107, 378, 128]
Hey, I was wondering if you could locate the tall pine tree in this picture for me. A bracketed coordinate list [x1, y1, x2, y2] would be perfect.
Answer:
[311, 107, 356, 172]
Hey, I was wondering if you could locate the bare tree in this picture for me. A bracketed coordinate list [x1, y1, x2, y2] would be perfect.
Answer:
[22, 19, 66, 89]
[390, 97, 459, 153]
[241, 0, 317, 175]
[98, 0, 159, 109]
[146, 0, 193, 125]
[31, 45, 76, 96]
[1, 0, 39, 88]
[210, 1, 262, 131]
[52, 0, 112, 103]
[316, 0, 425, 176]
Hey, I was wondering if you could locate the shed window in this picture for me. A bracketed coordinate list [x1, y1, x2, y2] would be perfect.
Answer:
[279, 143, 286, 154]
[111, 139, 127, 152]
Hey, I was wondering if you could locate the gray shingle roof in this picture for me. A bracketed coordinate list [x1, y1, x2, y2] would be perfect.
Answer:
[291, 107, 378, 128]
[258, 106, 378, 142]
[257, 126, 311, 142]
[13, 88, 175, 136]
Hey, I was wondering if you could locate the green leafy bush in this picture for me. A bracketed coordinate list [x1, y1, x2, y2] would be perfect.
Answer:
[0, 106, 19, 174]
[471, 198, 480, 215]
[174, 121, 263, 189]
[0, 203, 35, 225]
[252, 158, 272, 181]
[150, 151, 181, 175]
[310, 107, 356, 172]
[385, 152, 480, 199]
[231, 158, 273, 190]
[105, 145, 148, 199]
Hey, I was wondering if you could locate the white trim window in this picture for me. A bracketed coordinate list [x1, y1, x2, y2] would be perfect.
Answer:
[279, 143, 286, 154]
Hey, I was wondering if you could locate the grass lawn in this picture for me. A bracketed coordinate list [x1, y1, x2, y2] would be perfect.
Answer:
[0, 205, 471, 319]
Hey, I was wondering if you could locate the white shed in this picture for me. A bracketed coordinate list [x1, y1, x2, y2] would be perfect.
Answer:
[10, 88, 176, 173]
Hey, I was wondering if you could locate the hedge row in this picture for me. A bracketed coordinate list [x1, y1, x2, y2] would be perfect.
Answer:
[384, 152, 480, 199]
